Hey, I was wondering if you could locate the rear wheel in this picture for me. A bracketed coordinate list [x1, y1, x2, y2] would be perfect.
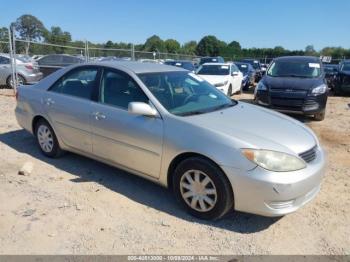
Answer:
[314, 110, 325, 121]
[35, 119, 64, 158]
[173, 157, 234, 220]
[6, 75, 25, 89]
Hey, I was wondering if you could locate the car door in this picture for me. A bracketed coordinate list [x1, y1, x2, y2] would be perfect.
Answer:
[0, 56, 11, 85]
[43, 66, 100, 153]
[231, 64, 243, 93]
[90, 68, 163, 178]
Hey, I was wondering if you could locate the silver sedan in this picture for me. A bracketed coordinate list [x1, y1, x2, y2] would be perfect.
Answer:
[15, 61, 325, 220]
[0, 54, 43, 88]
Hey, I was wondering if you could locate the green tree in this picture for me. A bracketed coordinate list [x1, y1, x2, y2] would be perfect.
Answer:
[0, 27, 9, 41]
[143, 35, 165, 52]
[12, 14, 46, 54]
[181, 41, 197, 55]
[196, 35, 222, 56]
[164, 39, 180, 53]
[305, 45, 317, 56]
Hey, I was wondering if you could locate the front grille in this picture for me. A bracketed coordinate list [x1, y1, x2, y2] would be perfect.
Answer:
[299, 146, 317, 163]
[270, 88, 307, 96]
[270, 98, 304, 108]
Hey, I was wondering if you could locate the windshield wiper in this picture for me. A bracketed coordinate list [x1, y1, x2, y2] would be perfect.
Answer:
[178, 103, 235, 116]
[176, 110, 207, 116]
[209, 103, 235, 112]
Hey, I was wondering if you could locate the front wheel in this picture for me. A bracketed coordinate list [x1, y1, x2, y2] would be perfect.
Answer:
[314, 110, 326, 121]
[173, 157, 234, 220]
[227, 85, 232, 97]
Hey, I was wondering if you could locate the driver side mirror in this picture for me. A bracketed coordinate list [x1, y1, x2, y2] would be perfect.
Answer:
[128, 102, 158, 117]
[232, 72, 239, 76]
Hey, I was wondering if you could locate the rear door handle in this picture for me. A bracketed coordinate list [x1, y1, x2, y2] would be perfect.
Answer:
[92, 112, 106, 120]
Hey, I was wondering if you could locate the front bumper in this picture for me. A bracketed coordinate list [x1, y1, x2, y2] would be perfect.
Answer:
[255, 90, 327, 115]
[221, 146, 326, 217]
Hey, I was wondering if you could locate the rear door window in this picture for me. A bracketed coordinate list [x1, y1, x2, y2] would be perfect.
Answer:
[0, 56, 10, 64]
[50, 67, 99, 100]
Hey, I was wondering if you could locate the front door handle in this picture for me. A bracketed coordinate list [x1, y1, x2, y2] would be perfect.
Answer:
[92, 112, 106, 120]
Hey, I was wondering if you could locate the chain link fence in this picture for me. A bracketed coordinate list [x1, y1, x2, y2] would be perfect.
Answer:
[2, 28, 348, 90]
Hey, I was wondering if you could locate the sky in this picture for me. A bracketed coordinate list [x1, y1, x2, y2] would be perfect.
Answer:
[1, 0, 350, 50]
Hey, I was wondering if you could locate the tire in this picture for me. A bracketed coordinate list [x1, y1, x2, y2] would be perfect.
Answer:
[6, 75, 25, 89]
[35, 119, 64, 158]
[227, 85, 232, 97]
[314, 110, 325, 121]
[237, 84, 243, 94]
[173, 157, 234, 220]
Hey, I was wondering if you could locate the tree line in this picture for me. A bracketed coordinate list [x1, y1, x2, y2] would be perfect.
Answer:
[0, 14, 349, 61]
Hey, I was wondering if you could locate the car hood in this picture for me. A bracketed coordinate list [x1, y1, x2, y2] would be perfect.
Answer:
[264, 75, 323, 90]
[198, 75, 228, 84]
[183, 102, 317, 154]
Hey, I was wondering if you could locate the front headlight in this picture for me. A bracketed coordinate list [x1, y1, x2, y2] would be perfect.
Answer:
[242, 149, 306, 172]
[311, 84, 327, 94]
[215, 80, 228, 87]
[257, 81, 267, 91]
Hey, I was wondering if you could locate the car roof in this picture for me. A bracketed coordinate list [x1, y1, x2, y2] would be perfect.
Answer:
[92, 61, 187, 74]
[274, 56, 320, 62]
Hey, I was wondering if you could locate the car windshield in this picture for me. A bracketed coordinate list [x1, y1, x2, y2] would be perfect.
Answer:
[324, 65, 338, 73]
[243, 60, 260, 69]
[138, 71, 236, 116]
[341, 63, 350, 71]
[197, 65, 230, 75]
[267, 60, 322, 78]
[236, 64, 248, 73]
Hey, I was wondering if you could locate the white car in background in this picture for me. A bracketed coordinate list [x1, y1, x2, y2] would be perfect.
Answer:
[196, 63, 243, 96]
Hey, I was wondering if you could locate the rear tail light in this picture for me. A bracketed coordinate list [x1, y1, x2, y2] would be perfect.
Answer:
[25, 64, 33, 70]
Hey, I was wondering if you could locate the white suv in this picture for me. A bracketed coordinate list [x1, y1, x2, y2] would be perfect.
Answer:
[196, 63, 243, 96]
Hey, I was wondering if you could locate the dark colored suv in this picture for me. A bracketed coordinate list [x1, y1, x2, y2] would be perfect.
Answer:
[323, 64, 339, 90]
[241, 59, 262, 82]
[254, 56, 328, 121]
[37, 54, 84, 77]
[334, 60, 350, 95]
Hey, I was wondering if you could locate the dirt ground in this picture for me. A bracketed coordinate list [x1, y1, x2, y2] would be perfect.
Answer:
[0, 88, 349, 255]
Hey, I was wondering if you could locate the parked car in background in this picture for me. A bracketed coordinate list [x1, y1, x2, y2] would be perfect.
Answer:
[199, 56, 225, 65]
[164, 60, 195, 72]
[196, 63, 243, 96]
[334, 60, 350, 95]
[241, 59, 263, 82]
[323, 64, 339, 91]
[234, 62, 255, 90]
[37, 54, 84, 78]
[15, 61, 325, 220]
[32, 55, 44, 61]
[138, 59, 162, 64]
[260, 63, 268, 73]
[0, 53, 43, 88]
[254, 56, 328, 121]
